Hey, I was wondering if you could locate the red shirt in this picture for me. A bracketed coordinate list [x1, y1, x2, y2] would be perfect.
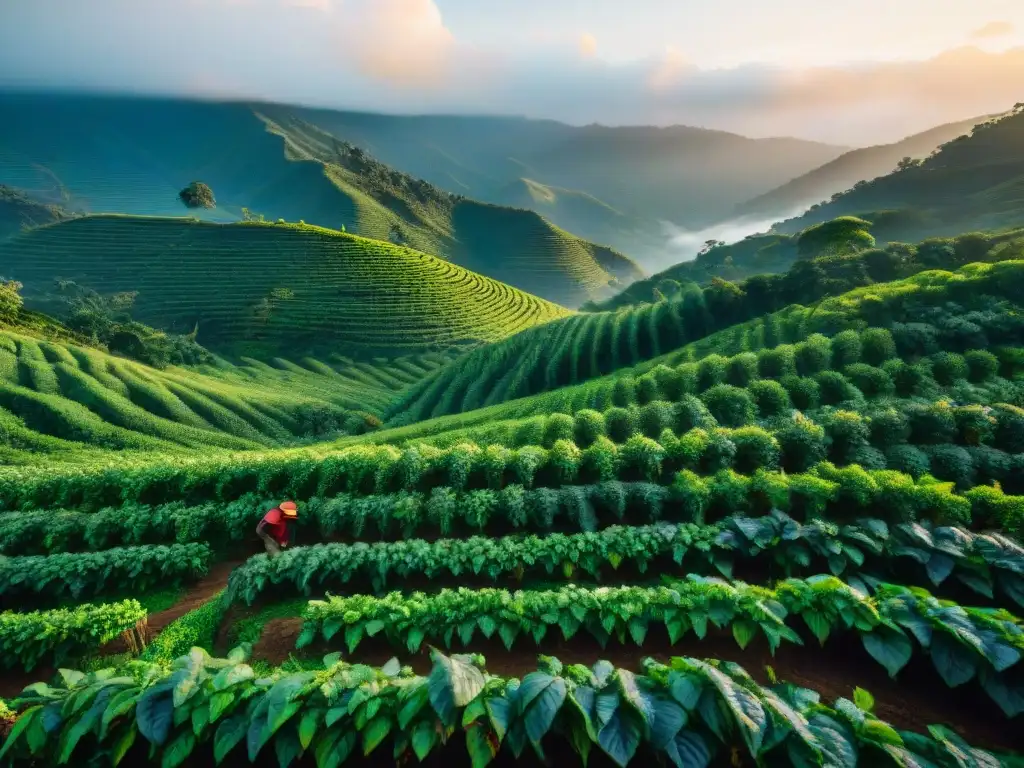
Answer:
[260, 508, 290, 545]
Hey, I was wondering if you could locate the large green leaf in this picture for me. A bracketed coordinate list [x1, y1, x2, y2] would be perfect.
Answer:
[273, 725, 302, 768]
[518, 672, 567, 746]
[861, 628, 913, 677]
[466, 723, 498, 768]
[428, 650, 485, 726]
[980, 671, 1024, 718]
[663, 730, 711, 768]
[700, 663, 768, 757]
[803, 611, 832, 646]
[597, 701, 643, 767]
[361, 715, 393, 755]
[930, 634, 979, 687]
[648, 697, 687, 750]
[136, 686, 174, 746]
[213, 714, 247, 765]
[161, 730, 195, 768]
[668, 672, 705, 711]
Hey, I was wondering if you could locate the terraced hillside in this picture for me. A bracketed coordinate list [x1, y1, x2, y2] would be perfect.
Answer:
[0, 93, 644, 307]
[0, 184, 72, 240]
[0, 325, 455, 465]
[773, 104, 1024, 242]
[3, 253, 1024, 768]
[736, 114, 992, 220]
[393, 227, 1024, 420]
[0, 215, 572, 358]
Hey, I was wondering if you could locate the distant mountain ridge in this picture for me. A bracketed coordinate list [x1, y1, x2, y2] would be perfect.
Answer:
[736, 114, 995, 220]
[0, 92, 643, 308]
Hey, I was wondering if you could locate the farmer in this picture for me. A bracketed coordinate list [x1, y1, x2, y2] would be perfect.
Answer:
[256, 500, 298, 557]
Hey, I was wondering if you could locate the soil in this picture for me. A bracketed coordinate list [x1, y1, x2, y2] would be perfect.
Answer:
[251, 619, 1021, 754]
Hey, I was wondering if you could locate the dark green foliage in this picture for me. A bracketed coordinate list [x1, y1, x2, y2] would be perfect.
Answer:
[993, 404, 1024, 453]
[851, 445, 887, 470]
[794, 333, 832, 375]
[673, 394, 716, 432]
[953, 405, 996, 446]
[573, 409, 606, 447]
[697, 353, 729, 390]
[178, 180, 216, 209]
[892, 322, 940, 357]
[883, 359, 932, 397]
[700, 384, 755, 428]
[860, 328, 897, 366]
[844, 364, 895, 398]
[611, 376, 637, 407]
[604, 406, 637, 443]
[781, 375, 821, 411]
[726, 352, 759, 387]
[650, 363, 685, 400]
[757, 345, 797, 379]
[830, 330, 863, 368]
[931, 352, 969, 385]
[638, 400, 674, 438]
[748, 379, 791, 417]
[822, 410, 871, 463]
[543, 413, 575, 447]
[815, 370, 859, 405]
[635, 372, 660, 404]
[868, 407, 910, 448]
[0, 279, 24, 325]
[926, 444, 976, 489]
[907, 403, 958, 444]
[885, 445, 931, 478]
[967, 445, 1013, 483]
[774, 415, 828, 472]
[796, 216, 875, 258]
[702, 429, 737, 472]
[964, 350, 1000, 383]
[730, 426, 780, 473]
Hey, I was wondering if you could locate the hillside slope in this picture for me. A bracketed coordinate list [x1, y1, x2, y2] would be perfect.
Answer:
[772, 105, 1024, 241]
[736, 115, 992, 220]
[0, 184, 73, 240]
[0, 216, 572, 358]
[0, 92, 643, 307]
[283, 106, 849, 248]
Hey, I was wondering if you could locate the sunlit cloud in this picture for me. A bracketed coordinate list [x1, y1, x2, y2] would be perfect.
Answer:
[971, 20, 1014, 38]
[646, 46, 694, 92]
[579, 32, 598, 59]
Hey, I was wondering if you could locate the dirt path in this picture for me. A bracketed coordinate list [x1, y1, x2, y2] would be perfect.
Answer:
[252, 619, 1021, 754]
[0, 560, 245, 701]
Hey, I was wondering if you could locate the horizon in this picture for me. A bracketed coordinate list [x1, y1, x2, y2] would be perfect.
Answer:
[1, 0, 1022, 145]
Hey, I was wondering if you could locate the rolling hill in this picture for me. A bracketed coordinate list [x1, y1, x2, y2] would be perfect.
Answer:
[736, 114, 993, 220]
[277, 105, 850, 255]
[0, 216, 572, 358]
[771, 105, 1024, 242]
[0, 92, 643, 307]
[0, 184, 73, 241]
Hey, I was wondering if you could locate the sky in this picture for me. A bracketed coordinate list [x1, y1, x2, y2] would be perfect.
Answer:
[1, 0, 1023, 145]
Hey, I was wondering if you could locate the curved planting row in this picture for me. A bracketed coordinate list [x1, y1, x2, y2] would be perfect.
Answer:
[0, 647, 1011, 767]
[298, 575, 1024, 716]
[223, 512, 1024, 609]
[0, 599, 146, 672]
[0, 543, 211, 604]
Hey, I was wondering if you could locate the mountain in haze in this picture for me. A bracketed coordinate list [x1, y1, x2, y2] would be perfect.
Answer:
[771, 104, 1024, 242]
[277, 106, 850, 258]
[735, 114, 994, 220]
[0, 184, 74, 240]
[0, 92, 643, 308]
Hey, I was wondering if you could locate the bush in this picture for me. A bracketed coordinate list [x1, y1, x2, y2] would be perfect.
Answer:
[925, 445, 975, 489]
[697, 354, 729, 391]
[967, 446, 1013, 483]
[674, 363, 699, 396]
[0, 279, 23, 324]
[815, 371, 859, 405]
[885, 445, 931, 478]
[702, 429, 737, 473]
[781, 376, 820, 411]
[673, 395, 715, 432]
[964, 350, 1000, 383]
[867, 407, 909, 448]
[729, 426, 780, 473]
[823, 410, 870, 464]
[907, 403, 958, 444]
[700, 384, 756, 428]
[930, 352, 969, 385]
[604, 407, 638, 443]
[859, 328, 897, 366]
[573, 409, 606, 447]
[514, 417, 546, 447]
[843, 364, 895, 398]
[953, 405, 996, 446]
[993, 404, 1024, 453]
[650, 364, 685, 401]
[774, 415, 828, 472]
[635, 373, 660, 405]
[548, 440, 582, 484]
[178, 181, 216, 209]
[619, 435, 665, 481]
[543, 413, 576, 447]
[850, 445, 887, 470]
[757, 345, 797, 380]
[638, 400, 675, 438]
[611, 377, 638, 407]
[726, 353, 759, 387]
[830, 330, 862, 368]
[891, 322, 940, 357]
[794, 334, 832, 376]
[882, 359, 931, 398]
[748, 379, 791, 417]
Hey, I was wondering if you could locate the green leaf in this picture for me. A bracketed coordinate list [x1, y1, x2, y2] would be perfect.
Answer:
[428, 650, 485, 726]
[466, 723, 498, 768]
[649, 697, 687, 750]
[411, 719, 437, 760]
[518, 672, 567, 746]
[213, 714, 247, 765]
[597, 704, 643, 767]
[209, 691, 236, 723]
[861, 628, 913, 678]
[853, 687, 875, 713]
[315, 730, 356, 768]
[0, 706, 41, 761]
[361, 715, 392, 755]
[700, 663, 768, 756]
[110, 724, 138, 767]
[862, 718, 904, 747]
[732, 620, 758, 650]
[406, 628, 426, 653]
[485, 695, 514, 741]
[803, 611, 832, 646]
[663, 730, 711, 768]
[136, 688, 174, 746]
[274, 726, 302, 768]
[931, 633, 979, 687]
[161, 730, 195, 768]
[668, 672, 704, 711]
[299, 708, 322, 749]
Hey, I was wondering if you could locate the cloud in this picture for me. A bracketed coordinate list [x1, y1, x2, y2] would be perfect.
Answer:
[334, 0, 455, 87]
[579, 32, 597, 59]
[971, 20, 1014, 38]
[647, 46, 694, 92]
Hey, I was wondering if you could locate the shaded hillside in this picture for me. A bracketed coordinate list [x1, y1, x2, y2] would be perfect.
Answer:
[0, 184, 73, 240]
[0, 93, 642, 307]
[772, 105, 1024, 241]
[284, 106, 848, 251]
[0, 216, 572, 358]
[736, 115, 992, 219]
